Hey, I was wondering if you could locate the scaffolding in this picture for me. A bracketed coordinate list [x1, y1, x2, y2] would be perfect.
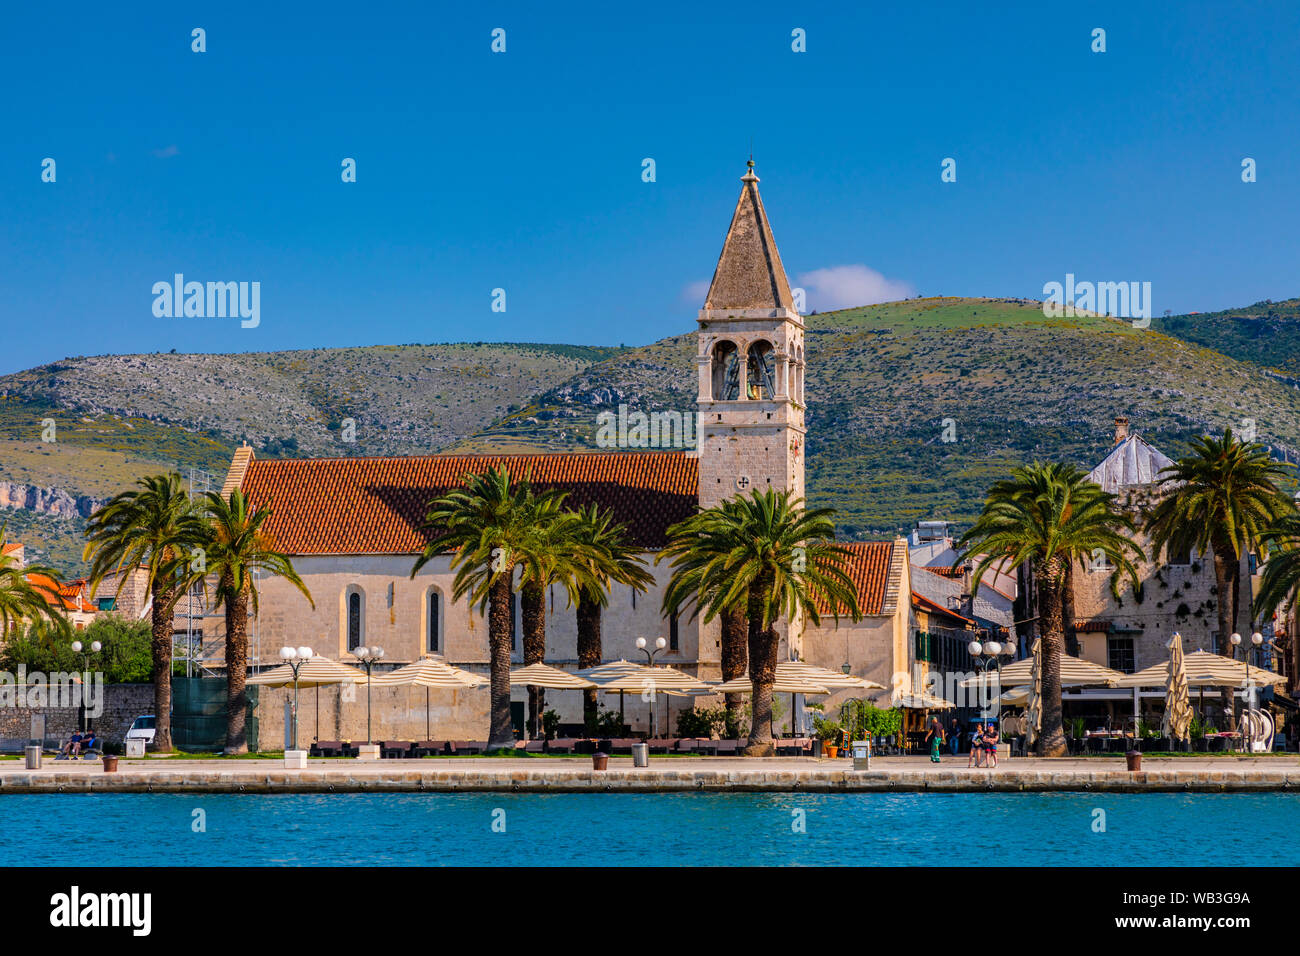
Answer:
[171, 467, 260, 676]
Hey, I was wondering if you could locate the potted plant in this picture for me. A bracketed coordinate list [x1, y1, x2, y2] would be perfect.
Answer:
[542, 709, 561, 742]
[814, 717, 842, 758]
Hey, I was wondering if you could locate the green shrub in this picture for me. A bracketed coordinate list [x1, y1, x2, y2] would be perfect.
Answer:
[0, 616, 151, 683]
[676, 706, 727, 738]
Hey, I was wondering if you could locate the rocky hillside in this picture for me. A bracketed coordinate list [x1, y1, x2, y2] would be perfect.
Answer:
[4, 298, 1299, 573]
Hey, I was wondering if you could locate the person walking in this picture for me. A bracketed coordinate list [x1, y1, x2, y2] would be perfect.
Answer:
[925, 717, 944, 763]
[949, 717, 961, 757]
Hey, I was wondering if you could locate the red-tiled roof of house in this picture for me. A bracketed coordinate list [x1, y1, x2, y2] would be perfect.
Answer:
[815, 541, 894, 617]
[920, 564, 964, 579]
[2, 542, 22, 555]
[238, 451, 700, 555]
[1074, 620, 1112, 633]
[26, 574, 96, 613]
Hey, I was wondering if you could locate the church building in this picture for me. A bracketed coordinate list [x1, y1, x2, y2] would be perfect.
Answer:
[223, 164, 916, 742]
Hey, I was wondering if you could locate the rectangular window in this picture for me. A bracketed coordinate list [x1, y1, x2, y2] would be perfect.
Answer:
[428, 592, 440, 653]
[347, 592, 362, 651]
[510, 591, 518, 651]
[96, 597, 116, 611]
[1107, 637, 1135, 674]
[668, 611, 679, 651]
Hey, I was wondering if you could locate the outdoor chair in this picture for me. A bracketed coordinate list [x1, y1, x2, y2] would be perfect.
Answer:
[693, 739, 720, 756]
[646, 738, 676, 754]
[381, 740, 414, 758]
[310, 740, 344, 757]
[413, 740, 448, 757]
[714, 739, 739, 755]
[674, 738, 700, 754]
[450, 740, 485, 755]
[523, 740, 545, 754]
[546, 738, 576, 754]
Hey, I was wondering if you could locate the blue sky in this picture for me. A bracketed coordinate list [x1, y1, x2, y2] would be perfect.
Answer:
[3, 0, 1298, 374]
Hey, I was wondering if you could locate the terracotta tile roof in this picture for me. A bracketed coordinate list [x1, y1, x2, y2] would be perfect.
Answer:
[239, 451, 699, 555]
[2, 543, 22, 555]
[816, 541, 894, 617]
[1074, 620, 1113, 633]
[26, 574, 96, 613]
[920, 564, 964, 579]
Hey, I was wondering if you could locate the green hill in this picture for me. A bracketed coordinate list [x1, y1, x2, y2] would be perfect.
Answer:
[5, 299, 1300, 573]
[1152, 298, 1300, 377]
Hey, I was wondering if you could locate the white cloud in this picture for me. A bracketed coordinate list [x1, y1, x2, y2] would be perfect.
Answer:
[151, 144, 180, 159]
[680, 279, 711, 304]
[795, 264, 915, 312]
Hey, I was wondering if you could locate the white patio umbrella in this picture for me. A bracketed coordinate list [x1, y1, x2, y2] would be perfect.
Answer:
[248, 655, 364, 745]
[1161, 632, 1193, 744]
[1025, 638, 1043, 750]
[369, 655, 486, 741]
[577, 660, 709, 735]
[959, 652, 1123, 689]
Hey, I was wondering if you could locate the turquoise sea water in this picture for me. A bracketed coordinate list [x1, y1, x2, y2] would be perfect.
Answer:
[5, 792, 1298, 866]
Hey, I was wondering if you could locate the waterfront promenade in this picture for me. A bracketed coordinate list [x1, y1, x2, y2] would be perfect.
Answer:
[2, 755, 1298, 793]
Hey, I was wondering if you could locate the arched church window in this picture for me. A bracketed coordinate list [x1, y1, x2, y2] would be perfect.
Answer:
[346, 588, 364, 652]
[712, 340, 741, 400]
[747, 340, 776, 400]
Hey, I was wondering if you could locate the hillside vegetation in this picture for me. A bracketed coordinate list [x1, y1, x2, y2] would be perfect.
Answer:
[4, 298, 1299, 573]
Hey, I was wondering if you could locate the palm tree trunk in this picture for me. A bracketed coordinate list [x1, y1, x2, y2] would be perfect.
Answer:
[720, 603, 748, 735]
[151, 582, 175, 752]
[1036, 557, 1068, 757]
[1062, 562, 1079, 656]
[576, 591, 602, 729]
[224, 579, 249, 754]
[741, 581, 777, 756]
[521, 581, 546, 739]
[487, 574, 515, 750]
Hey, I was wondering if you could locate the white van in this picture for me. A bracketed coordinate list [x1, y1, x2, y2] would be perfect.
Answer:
[125, 715, 156, 745]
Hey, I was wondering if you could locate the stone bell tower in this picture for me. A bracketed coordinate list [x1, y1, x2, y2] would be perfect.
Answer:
[696, 160, 806, 513]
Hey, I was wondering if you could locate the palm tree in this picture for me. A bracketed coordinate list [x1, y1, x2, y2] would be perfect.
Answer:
[413, 465, 566, 751]
[84, 473, 206, 752]
[659, 489, 860, 756]
[0, 531, 69, 637]
[1146, 428, 1293, 656]
[570, 504, 654, 728]
[661, 498, 749, 732]
[958, 462, 1143, 756]
[513, 494, 586, 739]
[200, 489, 315, 754]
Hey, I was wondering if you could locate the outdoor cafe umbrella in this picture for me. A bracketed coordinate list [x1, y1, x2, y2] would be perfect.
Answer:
[248, 656, 364, 743]
[1025, 637, 1043, 750]
[776, 660, 886, 692]
[1161, 631, 1193, 744]
[509, 664, 597, 739]
[959, 652, 1123, 690]
[1115, 650, 1288, 690]
[891, 692, 955, 710]
[369, 656, 486, 741]
[577, 660, 709, 734]
[711, 670, 832, 737]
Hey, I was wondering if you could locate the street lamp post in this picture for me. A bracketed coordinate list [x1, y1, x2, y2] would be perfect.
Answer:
[70, 639, 101, 732]
[1229, 631, 1265, 751]
[353, 646, 385, 746]
[279, 645, 314, 752]
[636, 637, 667, 737]
[968, 635, 1014, 727]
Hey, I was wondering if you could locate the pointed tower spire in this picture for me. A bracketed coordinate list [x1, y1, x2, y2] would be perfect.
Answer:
[703, 161, 795, 312]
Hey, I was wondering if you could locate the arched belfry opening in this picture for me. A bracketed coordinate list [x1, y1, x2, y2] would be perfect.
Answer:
[712, 340, 741, 401]
[746, 340, 775, 400]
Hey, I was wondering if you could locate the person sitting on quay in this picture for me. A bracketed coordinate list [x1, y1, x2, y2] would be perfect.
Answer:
[62, 732, 84, 757]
